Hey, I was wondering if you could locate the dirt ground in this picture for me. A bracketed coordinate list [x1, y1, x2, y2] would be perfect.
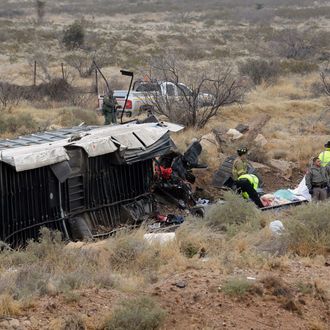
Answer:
[8, 259, 329, 330]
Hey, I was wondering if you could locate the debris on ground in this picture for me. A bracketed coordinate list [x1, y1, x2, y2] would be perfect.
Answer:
[269, 220, 285, 235]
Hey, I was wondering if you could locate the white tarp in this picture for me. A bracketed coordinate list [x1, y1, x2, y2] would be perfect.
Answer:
[289, 176, 312, 202]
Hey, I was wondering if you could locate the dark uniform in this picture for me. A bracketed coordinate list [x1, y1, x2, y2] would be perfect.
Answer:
[102, 92, 118, 125]
[305, 165, 330, 201]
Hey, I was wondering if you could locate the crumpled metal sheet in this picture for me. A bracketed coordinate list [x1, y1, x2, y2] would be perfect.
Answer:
[0, 122, 184, 171]
[0, 143, 69, 172]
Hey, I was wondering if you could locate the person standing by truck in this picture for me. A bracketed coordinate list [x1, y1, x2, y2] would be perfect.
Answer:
[102, 90, 118, 125]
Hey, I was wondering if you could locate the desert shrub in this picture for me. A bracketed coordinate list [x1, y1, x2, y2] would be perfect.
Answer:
[222, 278, 256, 297]
[102, 296, 166, 330]
[283, 202, 330, 256]
[295, 281, 313, 295]
[0, 112, 38, 135]
[60, 314, 86, 330]
[310, 81, 326, 98]
[261, 276, 291, 297]
[107, 231, 161, 272]
[280, 60, 318, 75]
[204, 192, 261, 234]
[239, 59, 280, 85]
[25, 227, 64, 261]
[0, 294, 21, 317]
[94, 272, 118, 289]
[13, 266, 50, 299]
[176, 222, 212, 258]
[62, 21, 85, 50]
[0, 81, 24, 110]
[57, 108, 99, 127]
[58, 270, 92, 292]
[35, 78, 74, 101]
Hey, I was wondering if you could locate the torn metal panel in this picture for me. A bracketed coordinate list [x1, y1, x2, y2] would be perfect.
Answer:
[0, 143, 69, 172]
[72, 136, 118, 157]
[0, 123, 182, 172]
[50, 161, 72, 183]
[111, 132, 145, 149]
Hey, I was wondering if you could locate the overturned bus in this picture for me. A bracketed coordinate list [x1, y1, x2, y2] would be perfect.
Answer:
[0, 122, 182, 246]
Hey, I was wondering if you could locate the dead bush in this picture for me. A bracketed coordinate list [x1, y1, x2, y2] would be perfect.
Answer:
[176, 222, 215, 258]
[204, 192, 261, 235]
[25, 227, 64, 261]
[239, 59, 280, 85]
[35, 78, 74, 101]
[94, 272, 118, 289]
[102, 296, 166, 330]
[60, 314, 86, 330]
[13, 266, 51, 299]
[261, 276, 292, 297]
[57, 269, 92, 292]
[0, 112, 38, 135]
[282, 202, 330, 257]
[280, 60, 318, 75]
[107, 231, 161, 272]
[0, 294, 21, 317]
[57, 108, 99, 127]
[0, 82, 24, 110]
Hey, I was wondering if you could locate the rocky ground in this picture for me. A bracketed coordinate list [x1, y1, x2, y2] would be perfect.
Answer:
[1, 258, 328, 330]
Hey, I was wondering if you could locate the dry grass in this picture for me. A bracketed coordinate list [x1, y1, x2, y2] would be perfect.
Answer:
[100, 296, 166, 330]
[282, 202, 330, 257]
[0, 294, 21, 317]
[203, 192, 261, 235]
[222, 277, 261, 297]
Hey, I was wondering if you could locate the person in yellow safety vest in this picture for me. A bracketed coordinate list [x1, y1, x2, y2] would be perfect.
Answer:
[318, 141, 330, 167]
[236, 173, 264, 208]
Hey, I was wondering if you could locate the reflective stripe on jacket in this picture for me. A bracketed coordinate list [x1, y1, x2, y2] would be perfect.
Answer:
[319, 149, 330, 167]
[238, 174, 259, 190]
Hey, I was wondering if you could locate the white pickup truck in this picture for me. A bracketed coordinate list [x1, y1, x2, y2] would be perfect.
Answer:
[98, 81, 214, 116]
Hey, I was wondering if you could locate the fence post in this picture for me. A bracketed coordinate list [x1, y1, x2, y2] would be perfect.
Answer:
[33, 60, 37, 86]
[95, 69, 99, 95]
[61, 63, 65, 80]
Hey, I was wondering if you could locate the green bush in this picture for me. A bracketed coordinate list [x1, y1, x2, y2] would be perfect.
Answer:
[103, 296, 166, 330]
[283, 202, 330, 256]
[204, 192, 261, 235]
[222, 278, 255, 297]
[62, 21, 85, 50]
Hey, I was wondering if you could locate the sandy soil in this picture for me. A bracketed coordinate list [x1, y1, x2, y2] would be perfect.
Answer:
[9, 259, 329, 330]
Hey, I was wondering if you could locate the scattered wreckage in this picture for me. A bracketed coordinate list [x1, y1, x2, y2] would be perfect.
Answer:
[0, 114, 310, 246]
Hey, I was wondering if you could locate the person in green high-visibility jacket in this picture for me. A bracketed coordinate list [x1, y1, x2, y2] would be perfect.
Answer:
[318, 141, 330, 167]
[236, 173, 264, 208]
